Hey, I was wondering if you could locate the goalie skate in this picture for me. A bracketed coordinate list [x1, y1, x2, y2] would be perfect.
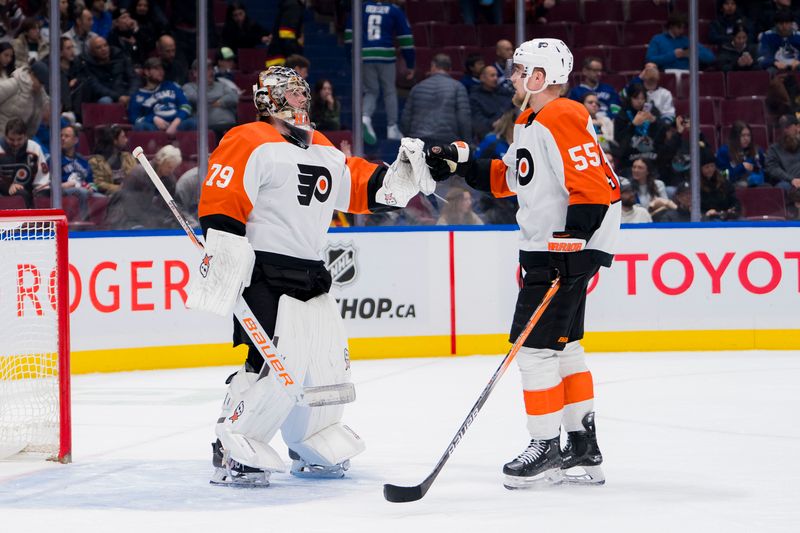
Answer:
[502, 437, 564, 489]
[561, 412, 605, 485]
[210, 440, 270, 488]
[289, 449, 350, 479]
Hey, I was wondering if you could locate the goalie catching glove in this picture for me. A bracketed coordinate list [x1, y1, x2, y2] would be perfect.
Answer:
[425, 141, 471, 181]
[375, 137, 436, 207]
[186, 228, 256, 316]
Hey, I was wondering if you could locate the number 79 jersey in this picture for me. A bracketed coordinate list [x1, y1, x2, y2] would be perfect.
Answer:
[493, 97, 621, 256]
[198, 121, 383, 261]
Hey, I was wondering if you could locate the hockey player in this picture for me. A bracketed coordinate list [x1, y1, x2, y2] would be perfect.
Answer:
[424, 39, 620, 488]
[189, 66, 432, 487]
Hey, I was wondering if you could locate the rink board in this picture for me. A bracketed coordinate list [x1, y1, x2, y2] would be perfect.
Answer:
[2, 224, 798, 373]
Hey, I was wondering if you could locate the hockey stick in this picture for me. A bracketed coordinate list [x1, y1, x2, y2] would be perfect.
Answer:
[384, 275, 561, 503]
[132, 147, 355, 408]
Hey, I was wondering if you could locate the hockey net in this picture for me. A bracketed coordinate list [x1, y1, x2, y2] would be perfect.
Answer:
[0, 210, 71, 463]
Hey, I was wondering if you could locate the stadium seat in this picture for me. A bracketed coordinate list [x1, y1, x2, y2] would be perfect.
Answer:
[622, 21, 664, 47]
[414, 47, 435, 77]
[726, 71, 770, 99]
[572, 46, 612, 70]
[34, 195, 80, 221]
[88, 195, 109, 228]
[428, 23, 477, 47]
[0, 195, 27, 209]
[582, 1, 624, 23]
[213, 0, 227, 21]
[78, 131, 92, 154]
[321, 130, 353, 151]
[528, 22, 572, 47]
[720, 98, 767, 127]
[81, 103, 128, 128]
[602, 73, 628, 92]
[675, 0, 716, 20]
[659, 72, 678, 95]
[175, 131, 217, 158]
[735, 188, 787, 220]
[237, 100, 256, 123]
[478, 24, 515, 48]
[608, 46, 647, 73]
[627, 0, 669, 22]
[675, 99, 718, 124]
[677, 71, 725, 98]
[237, 48, 268, 72]
[234, 71, 259, 95]
[127, 131, 170, 157]
[700, 124, 718, 152]
[547, 0, 580, 23]
[411, 22, 431, 47]
[406, 1, 448, 23]
[443, 46, 482, 71]
[721, 124, 769, 150]
[573, 22, 622, 47]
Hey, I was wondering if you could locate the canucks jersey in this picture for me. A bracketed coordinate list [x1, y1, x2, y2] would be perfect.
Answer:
[480, 98, 621, 261]
[198, 121, 387, 262]
[344, 1, 415, 68]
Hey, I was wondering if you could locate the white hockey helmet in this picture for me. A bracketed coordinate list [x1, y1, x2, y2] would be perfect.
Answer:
[253, 66, 312, 129]
[512, 38, 573, 96]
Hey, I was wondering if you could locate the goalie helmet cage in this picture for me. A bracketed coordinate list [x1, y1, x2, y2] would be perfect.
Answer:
[0, 209, 71, 463]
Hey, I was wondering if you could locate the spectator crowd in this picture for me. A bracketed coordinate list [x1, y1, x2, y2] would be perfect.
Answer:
[1, 0, 800, 229]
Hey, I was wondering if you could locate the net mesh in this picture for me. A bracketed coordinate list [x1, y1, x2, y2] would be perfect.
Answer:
[0, 220, 61, 458]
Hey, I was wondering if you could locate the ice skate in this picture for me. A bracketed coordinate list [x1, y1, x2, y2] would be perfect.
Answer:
[362, 116, 377, 145]
[289, 449, 350, 479]
[561, 412, 605, 485]
[210, 440, 270, 487]
[502, 437, 563, 489]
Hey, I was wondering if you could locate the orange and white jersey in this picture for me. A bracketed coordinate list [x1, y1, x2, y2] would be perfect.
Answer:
[198, 121, 382, 261]
[489, 98, 621, 255]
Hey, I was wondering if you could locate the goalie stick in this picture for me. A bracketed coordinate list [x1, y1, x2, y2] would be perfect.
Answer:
[132, 146, 355, 408]
[384, 276, 561, 502]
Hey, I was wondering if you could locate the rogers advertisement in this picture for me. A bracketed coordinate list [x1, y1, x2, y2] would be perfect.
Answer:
[1, 225, 798, 358]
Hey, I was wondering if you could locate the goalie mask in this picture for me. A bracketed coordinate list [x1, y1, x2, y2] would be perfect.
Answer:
[512, 38, 573, 105]
[253, 66, 313, 130]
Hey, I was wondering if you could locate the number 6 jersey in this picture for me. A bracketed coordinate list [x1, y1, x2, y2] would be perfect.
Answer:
[198, 121, 391, 261]
[475, 97, 621, 264]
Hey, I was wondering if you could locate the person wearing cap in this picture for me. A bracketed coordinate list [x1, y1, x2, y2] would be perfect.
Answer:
[619, 178, 652, 224]
[214, 47, 241, 96]
[646, 12, 716, 72]
[758, 10, 800, 71]
[654, 180, 692, 222]
[0, 61, 49, 138]
[128, 57, 194, 135]
[182, 59, 238, 137]
[765, 113, 800, 194]
[699, 148, 739, 221]
[107, 7, 146, 67]
[83, 35, 139, 106]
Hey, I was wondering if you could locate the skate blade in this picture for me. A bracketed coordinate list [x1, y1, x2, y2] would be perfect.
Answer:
[290, 460, 347, 479]
[563, 465, 605, 485]
[210, 468, 270, 488]
[503, 467, 564, 490]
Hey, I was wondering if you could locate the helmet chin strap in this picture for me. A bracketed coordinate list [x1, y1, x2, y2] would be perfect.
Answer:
[519, 75, 549, 111]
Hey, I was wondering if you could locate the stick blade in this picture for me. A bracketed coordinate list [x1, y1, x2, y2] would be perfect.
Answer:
[383, 483, 425, 503]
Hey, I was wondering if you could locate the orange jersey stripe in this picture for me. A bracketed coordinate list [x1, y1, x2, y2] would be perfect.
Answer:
[516, 108, 534, 125]
[563, 371, 594, 405]
[523, 381, 565, 416]
[344, 157, 381, 214]
[490, 159, 515, 198]
[536, 99, 613, 206]
[198, 122, 285, 224]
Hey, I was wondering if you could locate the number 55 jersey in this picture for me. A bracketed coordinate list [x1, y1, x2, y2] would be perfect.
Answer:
[486, 98, 621, 265]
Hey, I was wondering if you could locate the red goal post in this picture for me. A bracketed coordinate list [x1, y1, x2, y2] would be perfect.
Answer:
[0, 209, 71, 463]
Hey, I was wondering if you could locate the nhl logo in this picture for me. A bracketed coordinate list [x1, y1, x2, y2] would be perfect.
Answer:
[324, 243, 357, 286]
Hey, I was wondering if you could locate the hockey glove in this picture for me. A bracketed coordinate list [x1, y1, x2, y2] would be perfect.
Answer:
[547, 232, 594, 279]
[425, 141, 471, 181]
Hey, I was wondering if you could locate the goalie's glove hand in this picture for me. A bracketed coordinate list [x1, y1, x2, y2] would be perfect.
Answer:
[425, 141, 471, 182]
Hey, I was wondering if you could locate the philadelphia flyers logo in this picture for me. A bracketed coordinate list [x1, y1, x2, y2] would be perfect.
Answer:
[297, 164, 332, 206]
[516, 148, 534, 186]
[229, 401, 244, 423]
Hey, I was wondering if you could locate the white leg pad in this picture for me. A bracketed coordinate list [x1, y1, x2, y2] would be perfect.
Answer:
[287, 422, 366, 467]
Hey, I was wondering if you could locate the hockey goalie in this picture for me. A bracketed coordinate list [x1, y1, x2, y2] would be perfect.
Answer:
[188, 66, 434, 487]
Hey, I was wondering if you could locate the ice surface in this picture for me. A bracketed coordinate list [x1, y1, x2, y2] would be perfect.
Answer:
[1, 351, 798, 533]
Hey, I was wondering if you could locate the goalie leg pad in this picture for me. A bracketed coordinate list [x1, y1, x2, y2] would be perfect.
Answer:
[214, 366, 295, 472]
[289, 422, 366, 469]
